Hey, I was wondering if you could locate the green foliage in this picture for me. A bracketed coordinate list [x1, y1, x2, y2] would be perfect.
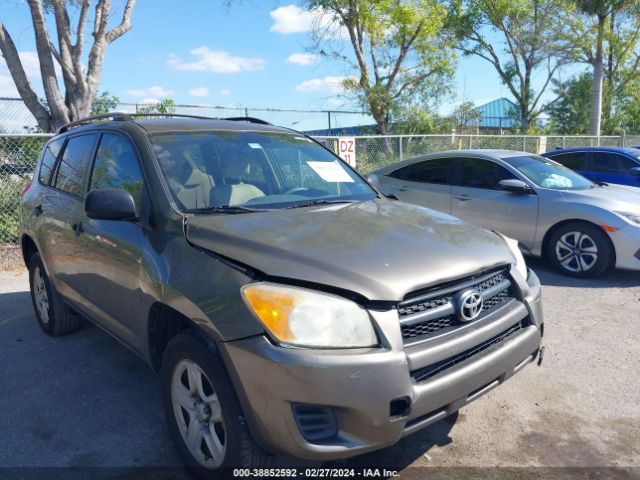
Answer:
[137, 98, 176, 115]
[547, 73, 592, 134]
[91, 91, 121, 115]
[308, 0, 457, 134]
[456, 0, 575, 132]
[0, 177, 24, 244]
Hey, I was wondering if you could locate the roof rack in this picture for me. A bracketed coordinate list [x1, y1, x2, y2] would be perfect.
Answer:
[224, 116, 272, 125]
[57, 112, 272, 134]
[57, 112, 221, 134]
[57, 113, 132, 134]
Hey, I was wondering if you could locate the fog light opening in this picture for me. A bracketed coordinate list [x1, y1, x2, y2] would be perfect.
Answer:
[390, 397, 411, 419]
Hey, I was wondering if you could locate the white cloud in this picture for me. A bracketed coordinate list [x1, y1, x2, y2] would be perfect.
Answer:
[168, 46, 266, 73]
[218, 89, 231, 97]
[270, 5, 317, 34]
[188, 87, 209, 97]
[126, 86, 174, 98]
[295, 76, 352, 93]
[287, 53, 318, 66]
[270, 5, 345, 38]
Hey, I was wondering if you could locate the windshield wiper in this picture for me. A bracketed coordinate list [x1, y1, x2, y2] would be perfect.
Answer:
[285, 199, 358, 209]
[592, 180, 608, 187]
[190, 205, 265, 215]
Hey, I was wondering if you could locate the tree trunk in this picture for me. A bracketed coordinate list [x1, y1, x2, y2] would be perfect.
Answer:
[520, 111, 530, 132]
[0, 0, 135, 132]
[590, 16, 606, 137]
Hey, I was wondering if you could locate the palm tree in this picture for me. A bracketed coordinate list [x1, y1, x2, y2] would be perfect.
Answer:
[575, 0, 638, 136]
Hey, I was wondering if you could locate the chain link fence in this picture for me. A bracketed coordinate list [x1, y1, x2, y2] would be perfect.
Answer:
[1, 115, 639, 268]
[0, 97, 372, 135]
[0, 134, 51, 268]
[317, 134, 628, 173]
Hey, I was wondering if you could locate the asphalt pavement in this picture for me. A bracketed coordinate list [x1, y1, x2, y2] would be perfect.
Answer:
[0, 259, 638, 478]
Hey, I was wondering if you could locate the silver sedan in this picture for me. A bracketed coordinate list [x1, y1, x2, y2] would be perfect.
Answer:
[368, 149, 640, 277]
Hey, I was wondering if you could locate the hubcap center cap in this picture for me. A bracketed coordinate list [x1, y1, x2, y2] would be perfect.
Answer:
[195, 402, 211, 423]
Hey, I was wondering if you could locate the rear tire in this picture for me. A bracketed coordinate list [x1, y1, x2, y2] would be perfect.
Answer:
[28, 253, 81, 335]
[546, 222, 612, 278]
[160, 331, 272, 478]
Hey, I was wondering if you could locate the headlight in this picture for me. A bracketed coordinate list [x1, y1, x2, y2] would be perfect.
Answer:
[615, 211, 640, 226]
[241, 283, 378, 348]
[498, 233, 528, 280]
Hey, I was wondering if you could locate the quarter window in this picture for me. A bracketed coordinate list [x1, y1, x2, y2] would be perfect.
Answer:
[38, 138, 64, 185]
[90, 134, 145, 207]
[459, 159, 517, 190]
[52, 134, 97, 196]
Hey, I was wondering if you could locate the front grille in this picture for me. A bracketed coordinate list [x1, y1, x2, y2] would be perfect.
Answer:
[399, 267, 513, 344]
[410, 320, 525, 383]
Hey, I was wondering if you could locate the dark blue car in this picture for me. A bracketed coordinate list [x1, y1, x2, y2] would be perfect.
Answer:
[542, 147, 640, 187]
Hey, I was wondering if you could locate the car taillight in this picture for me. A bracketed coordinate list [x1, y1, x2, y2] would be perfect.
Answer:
[21, 181, 32, 196]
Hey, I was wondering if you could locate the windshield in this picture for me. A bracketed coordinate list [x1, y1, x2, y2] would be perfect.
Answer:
[503, 155, 594, 190]
[150, 131, 376, 212]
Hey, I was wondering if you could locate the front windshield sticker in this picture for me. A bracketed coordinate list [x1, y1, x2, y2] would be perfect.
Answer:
[248, 143, 263, 149]
[307, 161, 355, 183]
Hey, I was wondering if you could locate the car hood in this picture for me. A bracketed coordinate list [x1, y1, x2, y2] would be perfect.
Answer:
[185, 199, 513, 301]
[556, 184, 640, 212]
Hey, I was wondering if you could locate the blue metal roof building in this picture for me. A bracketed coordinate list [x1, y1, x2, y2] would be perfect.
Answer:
[476, 97, 518, 130]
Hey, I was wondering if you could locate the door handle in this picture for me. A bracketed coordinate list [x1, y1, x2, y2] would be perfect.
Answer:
[396, 185, 410, 192]
[71, 222, 84, 236]
[453, 194, 472, 201]
[33, 205, 43, 216]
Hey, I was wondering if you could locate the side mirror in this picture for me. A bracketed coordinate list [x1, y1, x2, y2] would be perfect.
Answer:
[499, 179, 532, 194]
[85, 188, 138, 221]
[630, 167, 640, 177]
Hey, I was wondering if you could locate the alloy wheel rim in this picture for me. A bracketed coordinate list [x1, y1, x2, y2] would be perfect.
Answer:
[555, 231, 598, 273]
[33, 266, 50, 324]
[171, 359, 226, 468]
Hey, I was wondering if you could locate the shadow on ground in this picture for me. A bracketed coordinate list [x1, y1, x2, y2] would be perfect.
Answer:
[527, 257, 639, 289]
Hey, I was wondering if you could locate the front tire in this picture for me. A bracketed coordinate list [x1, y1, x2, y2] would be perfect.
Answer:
[28, 253, 81, 335]
[160, 331, 271, 478]
[547, 222, 613, 278]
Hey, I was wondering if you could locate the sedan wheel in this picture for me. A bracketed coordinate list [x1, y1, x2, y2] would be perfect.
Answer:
[547, 222, 612, 278]
[171, 359, 227, 468]
[554, 231, 598, 273]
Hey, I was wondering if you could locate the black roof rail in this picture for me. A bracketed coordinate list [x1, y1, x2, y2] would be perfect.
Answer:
[224, 116, 272, 125]
[128, 113, 218, 121]
[57, 112, 132, 134]
[57, 112, 271, 134]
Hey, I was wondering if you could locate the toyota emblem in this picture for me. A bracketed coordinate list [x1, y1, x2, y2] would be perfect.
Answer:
[457, 289, 484, 322]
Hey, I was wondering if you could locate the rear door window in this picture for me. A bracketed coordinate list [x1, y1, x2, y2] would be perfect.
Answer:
[389, 158, 452, 184]
[459, 158, 517, 190]
[38, 138, 64, 185]
[548, 152, 589, 170]
[52, 134, 97, 197]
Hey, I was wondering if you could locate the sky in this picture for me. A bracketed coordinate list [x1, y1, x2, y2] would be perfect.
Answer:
[0, 0, 585, 128]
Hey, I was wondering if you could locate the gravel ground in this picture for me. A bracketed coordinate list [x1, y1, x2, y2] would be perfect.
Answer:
[0, 259, 638, 478]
